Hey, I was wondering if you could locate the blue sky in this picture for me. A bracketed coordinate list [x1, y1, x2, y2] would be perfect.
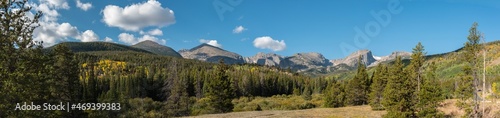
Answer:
[32, 0, 500, 59]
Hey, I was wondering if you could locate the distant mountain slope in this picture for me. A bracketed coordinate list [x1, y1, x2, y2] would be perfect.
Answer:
[245, 52, 284, 67]
[280, 52, 332, 72]
[132, 40, 182, 58]
[45, 42, 152, 53]
[179, 44, 245, 64]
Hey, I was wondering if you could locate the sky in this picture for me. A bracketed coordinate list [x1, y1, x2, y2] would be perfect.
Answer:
[28, 0, 500, 59]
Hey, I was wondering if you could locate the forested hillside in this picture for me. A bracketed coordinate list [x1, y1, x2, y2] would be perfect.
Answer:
[45, 42, 152, 54]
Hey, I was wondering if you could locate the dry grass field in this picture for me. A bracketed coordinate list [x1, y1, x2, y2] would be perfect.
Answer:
[186, 99, 500, 118]
[185, 105, 385, 118]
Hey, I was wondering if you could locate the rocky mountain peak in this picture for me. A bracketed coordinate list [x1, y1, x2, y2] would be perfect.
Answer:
[279, 52, 332, 72]
[368, 51, 412, 67]
[331, 50, 377, 67]
[179, 43, 244, 64]
[245, 52, 283, 66]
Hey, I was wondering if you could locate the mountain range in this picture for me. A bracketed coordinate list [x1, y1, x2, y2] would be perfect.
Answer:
[46, 40, 413, 75]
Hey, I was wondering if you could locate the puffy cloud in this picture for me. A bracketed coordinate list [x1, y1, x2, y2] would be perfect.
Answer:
[118, 33, 166, 45]
[30, 0, 101, 46]
[102, 0, 176, 31]
[199, 39, 222, 48]
[118, 33, 135, 44]
[33, 22, 80, 46]
[76, 0, 92, 11]
[57, 23, 79, 37]
[253, 36, 286, 51]
[79, 30, 99, 42]
[104, 37, 114, 42]
[32, 3, 60, 22]
[232, 25, 246, 34]
[39, 0, 70, 9]
[140, 29, 163, 36]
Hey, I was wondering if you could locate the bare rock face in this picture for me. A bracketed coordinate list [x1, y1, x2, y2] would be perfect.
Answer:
[244, 52, 283, 66]
[279, 52, 332, 72]
[179, 44, 244, 64]
[331, 50, 377, 67]
[369, 51, 412, 66]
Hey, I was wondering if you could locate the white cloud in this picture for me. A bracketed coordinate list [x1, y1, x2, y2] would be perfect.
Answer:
[232, 25, 246, 34]
[199, 39, 222, 48]
[104, 37, 114, 42]
[253, 36, 286, 51]
[39, 0, 70, 9]
[140, 29, 163, 36]
[33, 22, 80, 46]
[118, 33, 135, 44]
[118, 33, 166, 45]
[102, 0, 176, 31]
[76, 0, 92, 11]
[79, 30, 99, 42]
[31, 1, 78, 46]
[31, 3, 61, 22]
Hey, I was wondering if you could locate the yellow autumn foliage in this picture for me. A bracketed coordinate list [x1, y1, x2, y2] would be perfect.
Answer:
[493, 82, 500, 95]
[81, 60, 127, 77]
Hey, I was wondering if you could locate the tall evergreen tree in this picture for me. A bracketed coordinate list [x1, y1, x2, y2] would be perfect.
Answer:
[0, 0, 51, 117]
[302, 87, 312, 101]
[409, 42, 426, 92]
[369, 64, 388, 110]
[324, 80, 346, 108]
[457, 22, 482, 117]
[346, 57, 370, 105]
[165, 61, 190, 116]
[51, 45, 83, 117]
[417, 62, 445, 117]
[204, 59, 235, 113]
[383, 56, 415, 117]
[407, 42, 426, 114]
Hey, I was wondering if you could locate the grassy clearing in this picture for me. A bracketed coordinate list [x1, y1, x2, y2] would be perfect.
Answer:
[186, 99, 500, 118]
[186, 105, 385, 118]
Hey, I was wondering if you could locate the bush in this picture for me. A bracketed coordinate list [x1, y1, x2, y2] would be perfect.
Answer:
[299, 102, 316, 109]
[119, 98, 165, 118]
[190, 97, 217, 116]
[232, 94, 324, 112]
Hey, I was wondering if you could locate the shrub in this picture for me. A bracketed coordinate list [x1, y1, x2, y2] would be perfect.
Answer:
[190, 97, 217, 115]
[232, 94, 324, 112]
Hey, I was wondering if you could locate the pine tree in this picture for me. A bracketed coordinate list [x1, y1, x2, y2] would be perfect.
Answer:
[293, 88, 301, 96]
[204, 59, 235, 113]
[346, 57, 370, 105]
[51, 44, 83, 117]
[0, 0, 49, 117]
[369, 64, 388, 110]
[382, 56, 414, 117]
[165, 62, 190, 116]
[457, 22, 482, 117]
[324, 80, 346, 108]
[302, 87, 312, 100]
[407, 42, 426, 114]
[410, 42, 426, 92]
[417, 62, 445, 117]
